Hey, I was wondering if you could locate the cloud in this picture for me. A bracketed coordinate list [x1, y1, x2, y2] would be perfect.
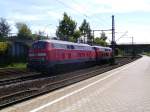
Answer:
[91, 0, 150, 14]
[47, 11, 62, 20]
[64, 0, 150, 16]
[9, 13, 43, 21]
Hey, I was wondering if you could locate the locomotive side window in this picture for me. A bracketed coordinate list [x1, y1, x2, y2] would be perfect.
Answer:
[66, 45, 74, 49]
[70, 45, 75, 49]
[53, 43, 59, 48]
[53, 43, 67, 49]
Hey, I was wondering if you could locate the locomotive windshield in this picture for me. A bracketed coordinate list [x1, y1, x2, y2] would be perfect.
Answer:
[32, 41, 47, 49]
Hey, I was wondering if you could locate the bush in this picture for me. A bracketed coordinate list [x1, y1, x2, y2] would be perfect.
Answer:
[94, 37, 108, 46]
[115, 48, 124, 56]
[0, 42, 8, 54]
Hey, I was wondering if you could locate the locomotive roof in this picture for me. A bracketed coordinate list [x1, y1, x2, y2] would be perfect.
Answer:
[92, 45, 112, 50]
[37, 39, 91, 47]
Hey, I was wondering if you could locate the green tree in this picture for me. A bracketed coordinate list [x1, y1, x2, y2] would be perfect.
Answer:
[36, 30, 47, 40]
[94, 37, 108, 46]
[79, 19, 91, 43]
[0, 18, 11, 40]
[68, 30, 81, 42]
[73, 30, 81, 42]
[100, 32, 107, 41]
[16, 22, 32, 40]
[32, 31, 48, 40]
[56, 12, 77, 41]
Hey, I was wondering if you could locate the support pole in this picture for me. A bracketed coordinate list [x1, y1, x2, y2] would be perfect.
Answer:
[111, 15, 115, 64]
[92, 30, 94, 45]
[132, 36, 135, 58]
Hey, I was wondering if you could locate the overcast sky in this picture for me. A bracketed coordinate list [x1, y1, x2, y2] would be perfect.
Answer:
[1, 0, 150, 44]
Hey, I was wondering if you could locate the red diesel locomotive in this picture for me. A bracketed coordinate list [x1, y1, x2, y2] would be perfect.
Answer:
[28, 40, 112, 73]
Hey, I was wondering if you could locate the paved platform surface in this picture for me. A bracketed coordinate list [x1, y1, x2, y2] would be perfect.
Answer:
[1, 56, 150, 112]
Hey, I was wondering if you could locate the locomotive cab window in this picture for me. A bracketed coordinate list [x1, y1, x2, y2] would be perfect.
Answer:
[67, 45, 74, 49]
[32, 42, 47, 49]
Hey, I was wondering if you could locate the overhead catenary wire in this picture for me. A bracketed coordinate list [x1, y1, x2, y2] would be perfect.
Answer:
[70, 0, 111, 27]
[55, 0, 111, 28]
[70, 0, 114, 42]
[55, 0, 88, 18]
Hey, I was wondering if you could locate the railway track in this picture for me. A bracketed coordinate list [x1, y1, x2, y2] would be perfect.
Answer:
[0, 72, 44, 86]
[0, 68, 27, 75]
[0, 68, 29, 82]
[0, 67, 43, 86]
[0, 57, 140, 109]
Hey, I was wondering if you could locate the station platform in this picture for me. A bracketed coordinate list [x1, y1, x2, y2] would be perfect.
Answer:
[1, 56, 150, 112]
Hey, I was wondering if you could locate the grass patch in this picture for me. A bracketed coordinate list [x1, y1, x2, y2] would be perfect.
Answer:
[142, 52, 150, 56]
[2, 63, 27, 69]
